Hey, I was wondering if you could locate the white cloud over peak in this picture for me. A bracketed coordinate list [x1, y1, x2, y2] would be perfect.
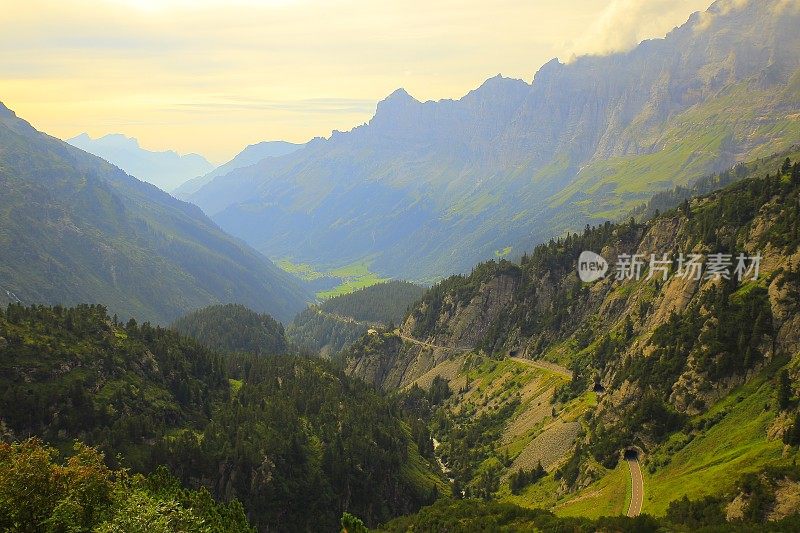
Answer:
[565, 0, 712, 59]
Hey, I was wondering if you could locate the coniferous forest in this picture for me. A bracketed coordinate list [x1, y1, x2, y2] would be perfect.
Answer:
[0, 304, 441, 530]
[171, 303, 288, 356]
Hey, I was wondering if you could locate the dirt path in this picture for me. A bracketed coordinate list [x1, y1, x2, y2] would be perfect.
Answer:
[626, 455, 644, 517]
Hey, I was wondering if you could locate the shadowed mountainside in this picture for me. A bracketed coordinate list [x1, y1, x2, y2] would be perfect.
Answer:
[0, 102, 310, 323]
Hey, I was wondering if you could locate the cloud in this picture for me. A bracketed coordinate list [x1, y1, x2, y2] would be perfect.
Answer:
[565, 0, 713, 59]
[692, 0, 795, 33]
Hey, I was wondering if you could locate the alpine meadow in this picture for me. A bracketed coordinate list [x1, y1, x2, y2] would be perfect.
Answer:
[1, 0, 800, 532]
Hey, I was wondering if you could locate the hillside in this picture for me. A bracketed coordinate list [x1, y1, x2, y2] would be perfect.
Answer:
[321, 280, 425, 323]
[171, 304, 287, 356]
[343, 149, 800, 525]
[0, 102, 309, 324]
[377, 496, 800, 531]
[0, 303, 444, 530]
[173, 140, 303, 199]
[288, 280, 425, 356]
[185, 0, 800, 283]
[68, 132, 214, 192]
[0, 303, 231, 468]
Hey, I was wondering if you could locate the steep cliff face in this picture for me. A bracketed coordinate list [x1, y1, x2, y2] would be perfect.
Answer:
[345, 270, 520, 389]
[404, 273, 520, 349]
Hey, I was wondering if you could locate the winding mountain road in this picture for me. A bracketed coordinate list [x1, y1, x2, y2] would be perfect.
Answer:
[397, 332, 639, 517]
[395, 333, 472, 352]
[394, 333, 572, 378]
[626, 453, 644, 517]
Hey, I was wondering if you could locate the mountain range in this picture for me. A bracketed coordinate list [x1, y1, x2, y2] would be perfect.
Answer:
[0, 102, 309, 323]
[1, 0, 800, 528]
[183, 0, 800, 283]
[67, 132, 215, 192]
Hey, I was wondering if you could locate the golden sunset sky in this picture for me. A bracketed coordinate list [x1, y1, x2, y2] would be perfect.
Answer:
[1, 0, 712, 162]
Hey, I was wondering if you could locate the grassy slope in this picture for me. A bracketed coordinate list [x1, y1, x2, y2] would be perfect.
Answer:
[509, 358, 800, 519]
[554, 461, 631, 519]
[644, 361, 800, 515]
[416, 355, 611, 508]
[423, 353, 636, 518]
[276, 258, 389, 299]
[548, 78, 800, 220]
[438, 356, 799, 520]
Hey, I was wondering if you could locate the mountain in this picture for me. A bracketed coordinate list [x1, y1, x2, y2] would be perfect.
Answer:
[288, 280, 425, 356]
[184, 0, 800, 283]
[173, 140, 303, 199]
[67, 132, 214, 192]
[172, 303, 288, 355]
[0, 102, 309, 323]
[341, 149, 800, 523]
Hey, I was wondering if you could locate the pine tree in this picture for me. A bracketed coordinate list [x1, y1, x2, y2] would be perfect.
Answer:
[784, 411, 800, 446]
[777, 370, 792, 410]
[681, 199, 692, 218]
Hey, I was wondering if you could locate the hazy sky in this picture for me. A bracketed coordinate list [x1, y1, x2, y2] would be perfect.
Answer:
[1, 0, 713, 163]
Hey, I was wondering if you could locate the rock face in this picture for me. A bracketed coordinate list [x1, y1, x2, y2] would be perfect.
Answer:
[186, 0, 800, 282]
[347, 272, 519, 389]
[405, 273, 520, 349]
[768, 257, 800, 356]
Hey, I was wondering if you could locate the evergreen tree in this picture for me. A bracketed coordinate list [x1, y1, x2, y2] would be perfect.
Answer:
[785, 411, 800, 446]
[781, 157, 791, 175]
[778, 369, 792, 410]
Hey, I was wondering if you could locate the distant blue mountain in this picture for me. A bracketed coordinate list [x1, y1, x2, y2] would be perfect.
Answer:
[67, 133, 214, 192]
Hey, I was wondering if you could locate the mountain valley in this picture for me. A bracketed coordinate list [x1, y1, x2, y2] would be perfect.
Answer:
[1, 1, 800, 531]
[185, 0, 800, 285]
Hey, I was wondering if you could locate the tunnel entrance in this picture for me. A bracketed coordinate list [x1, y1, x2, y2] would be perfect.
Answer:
[508, 349, 518, 357]
[593, 381, 606, 393]
[624, 448, 639, 461]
